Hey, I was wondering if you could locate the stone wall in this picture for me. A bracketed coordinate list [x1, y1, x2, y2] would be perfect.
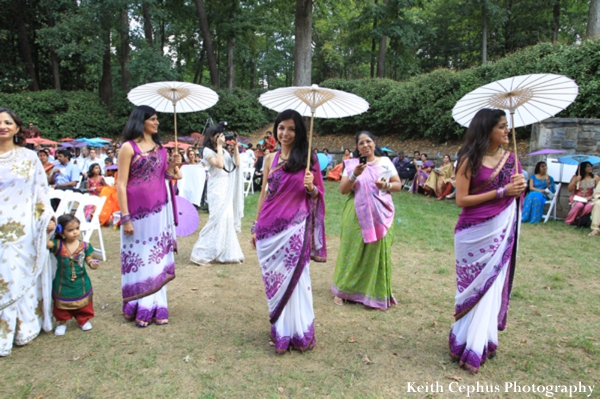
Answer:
[528, 118, 600, 219]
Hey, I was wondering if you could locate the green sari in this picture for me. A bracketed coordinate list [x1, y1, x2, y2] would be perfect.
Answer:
[331, 193, 397, 309]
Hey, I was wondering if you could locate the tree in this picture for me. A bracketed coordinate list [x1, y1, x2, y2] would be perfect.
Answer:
[587, 0, 600, 39]
[194, 0, 219, 88]
[294, 0, 313, 86]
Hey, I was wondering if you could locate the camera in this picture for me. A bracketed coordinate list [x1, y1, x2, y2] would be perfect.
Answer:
[224, 132, 237, 141]
[216, 121, 235, 140]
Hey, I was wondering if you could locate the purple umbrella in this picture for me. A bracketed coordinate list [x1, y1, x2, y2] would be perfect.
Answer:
[105, 164, 118, 171]
[175, 196, 199, 237]
[527, 148, 566, 156]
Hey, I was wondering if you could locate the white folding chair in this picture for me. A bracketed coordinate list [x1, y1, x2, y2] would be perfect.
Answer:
[243, 167, 255, 196]
[74, 194, 107, 261]
[402, 178, 413, 191]
[542, 183, 562, 223]
[543, 158, 578, 222]
[49, 189, 69, 218]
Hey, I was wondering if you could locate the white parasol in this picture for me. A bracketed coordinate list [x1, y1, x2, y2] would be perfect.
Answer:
[452, 74, 579, 169]
[259, 84, 369, 171]
[127, 81, 219, 148]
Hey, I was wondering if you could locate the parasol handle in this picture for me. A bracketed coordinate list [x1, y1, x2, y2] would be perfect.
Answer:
[173, 101, 178, 151]
[306, 112, 315, 173]
[510, 111, 518, 175]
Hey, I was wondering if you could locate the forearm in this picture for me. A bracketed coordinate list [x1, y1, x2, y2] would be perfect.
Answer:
[339, 177, 355, 195]
[117, 184, 130, 216]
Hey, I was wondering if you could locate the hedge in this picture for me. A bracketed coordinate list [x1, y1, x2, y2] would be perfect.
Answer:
[0, 88, 272, 141]
[318, 39, 600, 141]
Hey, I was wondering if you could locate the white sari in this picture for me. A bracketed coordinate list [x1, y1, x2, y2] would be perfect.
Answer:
[0, 148, 54, 356]
[190, 148, 244, 265]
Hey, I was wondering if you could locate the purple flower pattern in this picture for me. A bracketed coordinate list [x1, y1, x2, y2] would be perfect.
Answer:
[148, 231, 175, 264]
[121, 251, 145, 275]
[263, 271, 285, 300]
[283, 231, 303, 271]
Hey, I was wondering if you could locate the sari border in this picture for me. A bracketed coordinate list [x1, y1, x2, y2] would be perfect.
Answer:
[122, 274, 175, 303]
[469, 151, 510, 194]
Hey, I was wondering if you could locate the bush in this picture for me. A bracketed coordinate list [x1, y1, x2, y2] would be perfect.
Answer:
[319, 39, 600, 141]
[0, 87, 272, 140]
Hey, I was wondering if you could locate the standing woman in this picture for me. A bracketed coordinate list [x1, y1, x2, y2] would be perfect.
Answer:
[0, 107, 55, 356]
[449, 108, 526, 373]
[250, 109, 327, 354]
[117, 106, 181, 327]
[331, 131, 401, 309]
[190, 125, 244, 266]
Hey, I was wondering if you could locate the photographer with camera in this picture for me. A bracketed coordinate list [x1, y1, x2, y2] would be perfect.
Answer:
[191, 122, 244, 266]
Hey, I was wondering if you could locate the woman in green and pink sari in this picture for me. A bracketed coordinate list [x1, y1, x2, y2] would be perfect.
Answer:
[449, 108, 526, 373]
[332, 131, 402, 309]
[250, 110, 326, 354]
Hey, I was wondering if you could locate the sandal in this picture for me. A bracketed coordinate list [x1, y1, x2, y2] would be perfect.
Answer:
[333, 296, 344, 306]
[588, 229, 600, 237]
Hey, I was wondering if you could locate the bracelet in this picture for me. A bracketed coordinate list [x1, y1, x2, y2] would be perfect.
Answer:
[386, 182, 392, 191]
[349, 173, 357, 182]
[306, 186, 318, 196]
[495, 187, 506, 199]
[250, 221, 258, 234]
[165, 172, 174, 180]
[121, 214, 132, 224]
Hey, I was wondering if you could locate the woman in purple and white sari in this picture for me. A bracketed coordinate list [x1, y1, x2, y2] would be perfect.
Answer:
[117, 106, 182, 327]
[250, 110, 326, 354]
[449, 108, 526, 373]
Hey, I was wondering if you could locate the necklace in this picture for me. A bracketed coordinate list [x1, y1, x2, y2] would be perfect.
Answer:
[485, 147, 501, 157]
[280, 154, 290, 161]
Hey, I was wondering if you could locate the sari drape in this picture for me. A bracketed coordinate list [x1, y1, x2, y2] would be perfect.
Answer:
[425, 163, 454, 197]
[120, 142, 177, 327]
[256, 152, 326, 353]
[449, 151, 522, 373]
[331, 158, 397, 309]
[1, 148, 54, 356]
[410, 160, 434, 193]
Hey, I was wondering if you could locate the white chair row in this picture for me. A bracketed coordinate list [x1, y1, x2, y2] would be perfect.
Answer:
[48, 189, 107, 261]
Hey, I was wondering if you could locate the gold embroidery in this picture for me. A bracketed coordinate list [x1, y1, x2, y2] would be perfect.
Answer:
[0, 219, 26, 244]
[10, 160, 34, 182]
[0, 319, 12, 339]
[0, 277, 9, 297]
[34, 202, 45, 221]
[35, 300, 43, 318]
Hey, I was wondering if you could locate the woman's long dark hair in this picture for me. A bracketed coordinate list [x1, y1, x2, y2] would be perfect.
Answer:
[122, 105, 161, 146]
[202, 124, 224, 152]
[351, 130, 386, 158]
[274, 109, 317, 173]
[579, 161, 594, 179]
[0, 107, 25, 146]
[456, 108, 507, 177]
[534, 161, 546, 175]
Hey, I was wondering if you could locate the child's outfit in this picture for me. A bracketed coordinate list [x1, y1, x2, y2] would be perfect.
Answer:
[50, 239, 96, 334]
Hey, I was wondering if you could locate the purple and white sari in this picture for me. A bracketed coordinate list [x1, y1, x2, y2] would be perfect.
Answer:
[121, 141, 177, 327]
[255, 153, 327, 353]
[449, 151, 522, 373]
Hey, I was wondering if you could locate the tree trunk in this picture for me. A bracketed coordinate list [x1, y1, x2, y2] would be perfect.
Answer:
[293, 0, 312, 86]
[194, 49, 205, 84]
[99, 12, 113, 107]
[118, 9, 131, 92]
[370, 13, 378, 79]
[587, 0, 600, 39]
[377, 35, 387, 78]
[48, 17, 61, 90]
[227, 37, 235, 89]
[553, 0, 560, 44]
[482, 2, 487, 64]
[142, 2, 153, 46]
[194, 0, 220, 88]
[15, 12, 39, 91]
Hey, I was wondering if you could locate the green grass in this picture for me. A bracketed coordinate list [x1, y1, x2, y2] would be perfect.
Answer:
[1, 180, 599, 398]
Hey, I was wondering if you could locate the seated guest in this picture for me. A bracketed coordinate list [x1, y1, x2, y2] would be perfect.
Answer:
[565, 162, 600, 225]
[86, 163, 106, 196]
[393, 151, 415, 183]
[410, 153, 434, 194]
[424, 154, 455, 199]
[588, 180, 600, 237]
[323, 148, 334, 173]
[104, 157, 114, 176]
[253, 148, 270, 192]
[410, 150, 421, 167]
[38, 148, 55, 182]
[327, 149, 352, 181]
[521, 161, 556, 223]
[50, 149, 80, 190]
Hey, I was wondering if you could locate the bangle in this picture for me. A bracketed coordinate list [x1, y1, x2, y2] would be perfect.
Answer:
[121, 214, 132, 224]
[386, 182, 392, 191]
[349, 172, 357, 182]
[165, 172, 174, 180]
[306, 186, 318, 196]
[495, 187, 506, 199]
[250, 221, 258, 234]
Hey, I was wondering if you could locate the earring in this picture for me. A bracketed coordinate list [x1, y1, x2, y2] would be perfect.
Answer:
[13, 135, 18, 144]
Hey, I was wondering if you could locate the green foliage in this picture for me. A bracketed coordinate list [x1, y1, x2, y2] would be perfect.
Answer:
[318, 39, 600, 141]
[0, 87, 271, 140]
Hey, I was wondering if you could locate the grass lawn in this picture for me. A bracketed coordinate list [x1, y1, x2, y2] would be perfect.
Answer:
[2, 181, 599, 398]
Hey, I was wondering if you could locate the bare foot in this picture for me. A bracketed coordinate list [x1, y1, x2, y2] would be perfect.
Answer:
[333, 296, 344, 306]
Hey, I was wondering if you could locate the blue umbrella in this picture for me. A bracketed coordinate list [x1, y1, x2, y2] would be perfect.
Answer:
[557, 154, 600, 166]
[317, 153, 328, 171]
[380, 146, 395, 153]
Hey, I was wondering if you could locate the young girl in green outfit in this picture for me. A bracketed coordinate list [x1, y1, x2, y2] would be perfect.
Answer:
[47, 214, 99, 336]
